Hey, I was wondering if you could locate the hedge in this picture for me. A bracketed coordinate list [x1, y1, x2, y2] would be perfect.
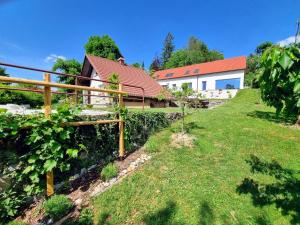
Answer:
[0, 111, 177, 222]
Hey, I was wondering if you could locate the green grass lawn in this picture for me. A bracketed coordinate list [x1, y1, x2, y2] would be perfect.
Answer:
[92, 89, 300, 225]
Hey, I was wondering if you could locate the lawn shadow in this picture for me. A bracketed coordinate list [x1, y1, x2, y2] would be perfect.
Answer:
[185, 122, 205, 133]
[142, 201, 184, 225]
[198, 201, 215, 225]
[236, 155, 300, 224]
[247, 110, 296, 125]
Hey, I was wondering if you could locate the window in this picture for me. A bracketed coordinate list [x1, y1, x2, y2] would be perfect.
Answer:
[202, 81, 207, 91]
[162, 84, 168, 89]
[215, 78, 240, 90]
[172, 84, 177, 89]
[194, 69, 199, 74]
[165, 73, 174, 78]
[184, 70, 190, 75]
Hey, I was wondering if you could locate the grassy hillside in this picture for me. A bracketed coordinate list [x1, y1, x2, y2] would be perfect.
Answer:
[92, 89, 300, 225]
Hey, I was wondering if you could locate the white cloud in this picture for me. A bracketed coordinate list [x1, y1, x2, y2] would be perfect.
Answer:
[44, 54, 66, 63]
[277, 36, 299, 47]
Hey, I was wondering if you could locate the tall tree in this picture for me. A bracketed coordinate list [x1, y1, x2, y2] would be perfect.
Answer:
[84, 35, 122, 61]
[161, 32, 175, 68]
[164, 37, 223, 69]
[0, 67, 9, 77]
[188, 36, 208, 53]
[52, 59, 82, 85]
[149, 56, 162, 72]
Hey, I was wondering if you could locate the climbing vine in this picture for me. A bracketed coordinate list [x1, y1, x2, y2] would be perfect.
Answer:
[0, 105, 84, 222]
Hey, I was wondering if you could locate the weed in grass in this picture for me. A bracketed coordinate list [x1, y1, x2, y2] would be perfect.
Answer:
[78, 208, 94, 225]
[101, 163, 118, 181]
[43, 195, 73, 221]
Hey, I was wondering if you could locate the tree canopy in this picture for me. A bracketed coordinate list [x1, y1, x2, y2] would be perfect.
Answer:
[259, 44, 300, 123]
[255, 41, 273, 55]
[161, 32, 175, 68]
[164, 37, 223, 69]
[52, 58, 82, 85]
[245, 41, 274, 88]
[149, 56, 162, 72]
[84, 35, 122, 61]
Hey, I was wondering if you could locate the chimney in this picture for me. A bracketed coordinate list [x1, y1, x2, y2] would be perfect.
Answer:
[117, 57, 125, 65]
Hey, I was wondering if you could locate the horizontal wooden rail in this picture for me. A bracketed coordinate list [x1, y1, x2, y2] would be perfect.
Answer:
[64, 119, 122, 126]
[0, 76, 127, 95]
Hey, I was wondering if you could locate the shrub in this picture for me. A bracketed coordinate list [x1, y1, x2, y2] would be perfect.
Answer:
[0, 86, 44, 108]
[78, 208, 93, 225]
[6, 221, 28, 225]
[0, 108, 7, 113]
[101, 163, 118, 181]
[43, 195, 73, 221]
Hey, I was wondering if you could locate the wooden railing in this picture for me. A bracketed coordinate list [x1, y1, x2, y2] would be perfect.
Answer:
[0, 74, 127, 196]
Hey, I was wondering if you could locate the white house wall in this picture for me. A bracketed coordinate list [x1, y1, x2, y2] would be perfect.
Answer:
[157, 70, 245, 99]
[84, 69, 110, 106]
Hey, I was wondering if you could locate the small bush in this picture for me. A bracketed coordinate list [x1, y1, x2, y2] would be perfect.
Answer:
[43, 195, 73, 221]
[78, 208, 93, 225]
[6, 221, 28, 225]
[101, 163, 118, 181]
[0, 108, 7, 113]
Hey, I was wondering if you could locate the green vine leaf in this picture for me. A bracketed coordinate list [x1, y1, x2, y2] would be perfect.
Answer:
[66, 149, 78, 158]
[44, 159, 57, 172]
[28, 155, 38, 164]
[279, 52, 293, 70]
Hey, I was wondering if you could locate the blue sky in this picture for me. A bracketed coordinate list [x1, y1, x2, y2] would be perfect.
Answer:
[0, 0, 299, 80]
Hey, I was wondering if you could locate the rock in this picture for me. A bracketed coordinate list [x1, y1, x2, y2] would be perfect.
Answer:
[54, 182, 64, 190]
[80, 168, 87, 175]
[110, 178, 117, 184]
[103, 182, 109, 187]
[127, 165, 135, 172]
[75, 198, 82, 205]
[73, 174, 80, 180]
[88, 165, 97, 171]
[47, 218, 53, 225]
[119, 169, 127, 176]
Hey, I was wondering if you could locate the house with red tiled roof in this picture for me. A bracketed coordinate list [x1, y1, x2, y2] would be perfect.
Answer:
[154, 56, 247, 99]
[80, 55, 169, 107]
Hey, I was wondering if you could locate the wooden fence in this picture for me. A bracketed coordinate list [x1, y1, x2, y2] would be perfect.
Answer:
[0, 74, 127, 196]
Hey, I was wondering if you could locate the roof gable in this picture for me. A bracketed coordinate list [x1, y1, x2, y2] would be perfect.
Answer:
[154, 56, 246, 80]
[82, 55, 165, 98]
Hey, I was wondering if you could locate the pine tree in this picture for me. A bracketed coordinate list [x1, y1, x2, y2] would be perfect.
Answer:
[161, 32, 175, 68]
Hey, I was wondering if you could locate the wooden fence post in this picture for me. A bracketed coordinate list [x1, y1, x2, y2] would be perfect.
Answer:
[118, 83, 125, 159]
[44, 73, 54, 196]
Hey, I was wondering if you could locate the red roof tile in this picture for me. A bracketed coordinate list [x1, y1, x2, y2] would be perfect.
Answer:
[85, 55, 165, 98]
[154, 56, 246, 80]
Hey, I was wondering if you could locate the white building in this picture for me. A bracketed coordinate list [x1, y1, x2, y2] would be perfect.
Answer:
[80, 55, 169, 108]
[154, 56, 247, 99]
